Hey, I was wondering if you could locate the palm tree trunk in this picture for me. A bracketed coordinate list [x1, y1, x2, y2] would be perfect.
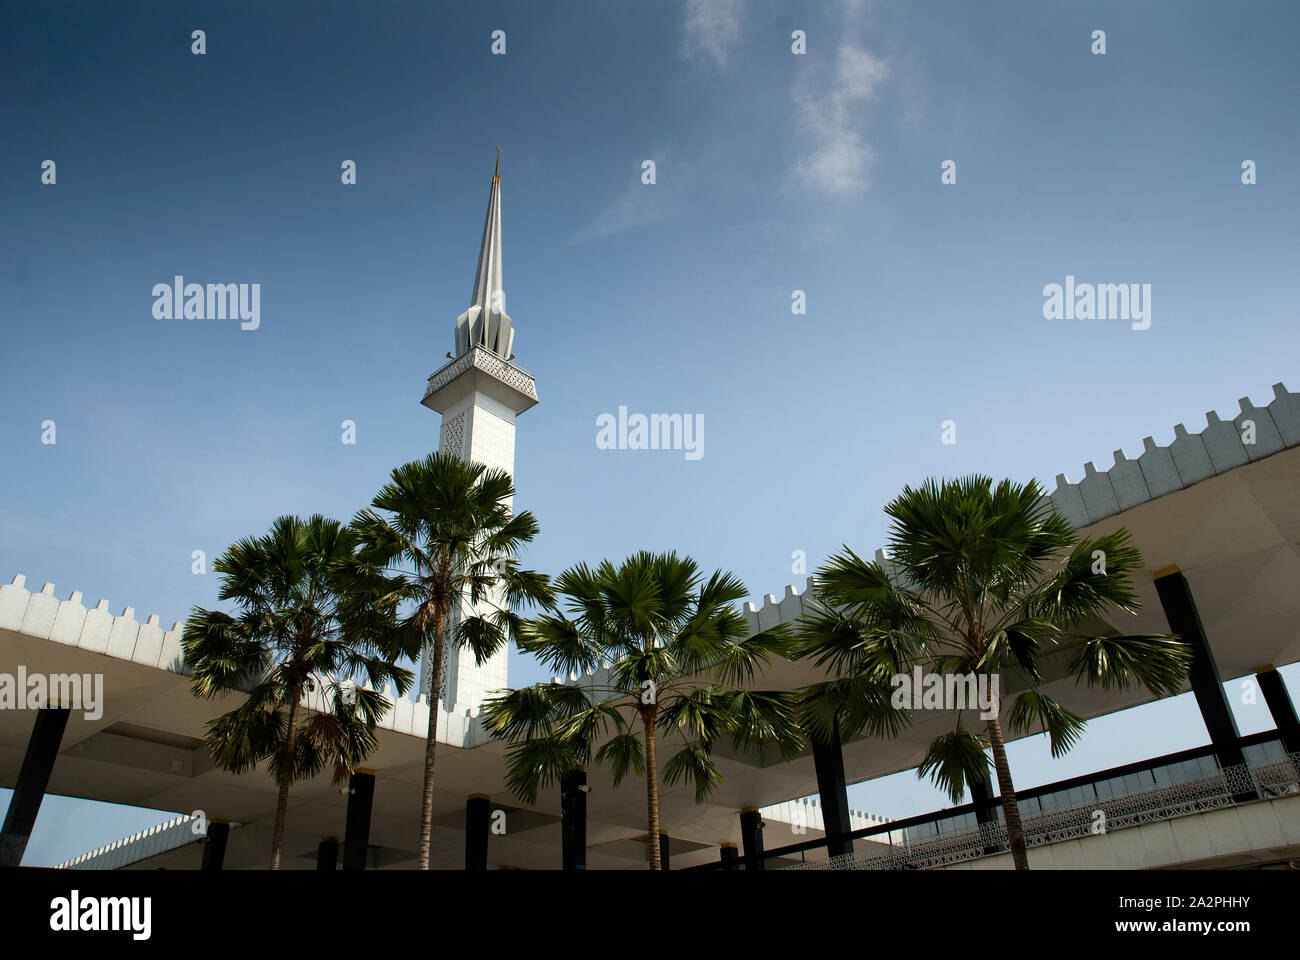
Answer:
[418, 606, 447, 870]
[269, 691, 300, 870]
[985, 714, 1030, 870]
[643, 709, 661, 870]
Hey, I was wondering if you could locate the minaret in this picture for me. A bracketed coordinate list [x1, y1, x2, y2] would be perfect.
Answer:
[419, 152, 539, 719]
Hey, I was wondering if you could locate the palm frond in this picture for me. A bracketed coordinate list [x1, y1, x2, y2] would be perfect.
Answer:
[1008, 690, 1087, 757]
[662, 742, 725, 802]
[594, 732, 645, 786]
[917, 729, 990, 804]
[1068, 633, 1192, 698]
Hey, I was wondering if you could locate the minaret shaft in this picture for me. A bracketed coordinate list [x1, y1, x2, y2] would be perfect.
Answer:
[420, 157, 538, 722]
[420, 391, 517, 714]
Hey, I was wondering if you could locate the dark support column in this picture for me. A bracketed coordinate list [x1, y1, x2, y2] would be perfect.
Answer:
[969, 775, 1002, 854]
[343, 769, 375, 871]
[739, 809, 764, 871]
[969, 775, 993, 824]
[658, 832, 670, 871]
[0, 707, 70, 868]
[316, 836, 339, 871]
[811, 718, 853, 859]
[465, 794, 490, 871]
[1154, 569, 1246, 769]
[560, 769, 587, 871]
[201, 821, 230, 871]
[1256, 666, 1300, 754]
[720, 843, 739, 871]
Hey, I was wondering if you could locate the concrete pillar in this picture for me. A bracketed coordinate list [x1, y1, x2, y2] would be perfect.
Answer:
[720, 842, 739, 871]
[560, 769, 586, 871]
[1256, 666, 1300, 754]
[739, 808, 764, 871]
[969, 774, 1004, 854]
[969, 775, 993, 824]
[201, 820, 230, 871]
[0, 707, 70, 867]
[1153, 568, 1245, 767]
[811, 719, 853, 859]
[465, 794, 489, 871]
[316, 837, 339, 871]
[343, 769, 375, 871]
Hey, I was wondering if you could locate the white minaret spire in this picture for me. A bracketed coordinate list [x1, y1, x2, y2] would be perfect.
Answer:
[419, 153, 539, 725]
[457, 147, 513, 359]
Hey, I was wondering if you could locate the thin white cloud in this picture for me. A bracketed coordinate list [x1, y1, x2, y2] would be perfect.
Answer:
[569, 185, 677, 244]
[791, 43, 888, 195]
[569, 151, 686, 244]
[681, 0, 743, 68]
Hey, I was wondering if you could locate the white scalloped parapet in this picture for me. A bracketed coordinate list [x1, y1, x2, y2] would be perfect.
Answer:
[0, 576, 490, 747]
[740, 579, 820, 638]
[730, 383, 1300, 643]
[0, 577, 186, 673]
[1048, 382, 1299, 528]
[55, 813, 214, 870]
[759, 796, 895, 840]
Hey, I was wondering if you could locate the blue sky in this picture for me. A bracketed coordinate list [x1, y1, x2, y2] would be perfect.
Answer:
[2, 0, 1298, 865]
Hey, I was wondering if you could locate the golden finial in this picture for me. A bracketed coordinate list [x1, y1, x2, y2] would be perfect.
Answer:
[493, 146, 501, 184]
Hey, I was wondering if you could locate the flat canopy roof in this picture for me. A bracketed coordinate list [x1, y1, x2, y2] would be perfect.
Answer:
[3, 388, 1298, 869]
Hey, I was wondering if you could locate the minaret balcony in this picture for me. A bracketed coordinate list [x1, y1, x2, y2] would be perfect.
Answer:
[421, 344, 539, 416]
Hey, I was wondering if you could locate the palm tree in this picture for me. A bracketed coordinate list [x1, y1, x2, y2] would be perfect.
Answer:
[182, 514, 413, 870]
[797, 476, 1192, 870]
[481, 551, 803, 870]
[351, 452, 553, 870]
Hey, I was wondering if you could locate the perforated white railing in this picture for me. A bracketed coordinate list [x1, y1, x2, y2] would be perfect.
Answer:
[783, 753, 1300, 870]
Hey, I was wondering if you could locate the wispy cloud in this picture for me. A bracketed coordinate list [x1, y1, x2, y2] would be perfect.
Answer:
[680, 0, 743, 68]
[569, 151, 686, 244]
[569, 186, 677, 245]
[790, 42, 889, 195]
